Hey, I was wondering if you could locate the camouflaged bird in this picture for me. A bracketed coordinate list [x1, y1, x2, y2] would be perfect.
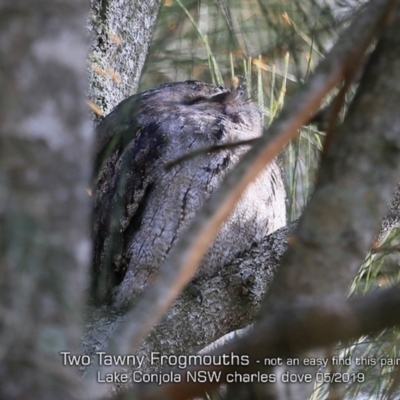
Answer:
[91, 80, 286, 310]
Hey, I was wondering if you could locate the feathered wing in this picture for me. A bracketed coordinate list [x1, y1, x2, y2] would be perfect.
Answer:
[91, 96, 166, 305]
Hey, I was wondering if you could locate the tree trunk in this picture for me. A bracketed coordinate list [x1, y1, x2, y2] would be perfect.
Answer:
[0, 1, 91, 399]
[88, 0, 162, 116]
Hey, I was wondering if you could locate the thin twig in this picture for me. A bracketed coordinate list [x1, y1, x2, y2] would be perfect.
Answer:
[164, 138, 257, 170]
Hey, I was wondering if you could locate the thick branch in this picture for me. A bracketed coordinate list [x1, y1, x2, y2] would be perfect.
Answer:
[82, 224, 291, 396]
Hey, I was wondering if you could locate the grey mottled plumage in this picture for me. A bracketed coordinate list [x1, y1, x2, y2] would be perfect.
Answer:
[92, 80, 286, 309]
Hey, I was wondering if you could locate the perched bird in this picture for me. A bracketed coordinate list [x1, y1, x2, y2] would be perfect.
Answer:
[91, 80, 286, 310]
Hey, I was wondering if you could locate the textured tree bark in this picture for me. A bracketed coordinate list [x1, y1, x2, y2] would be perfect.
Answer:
[82, 224, 292, 400]
[0, 1, 91, 399]
[88, 0, 162, 116]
